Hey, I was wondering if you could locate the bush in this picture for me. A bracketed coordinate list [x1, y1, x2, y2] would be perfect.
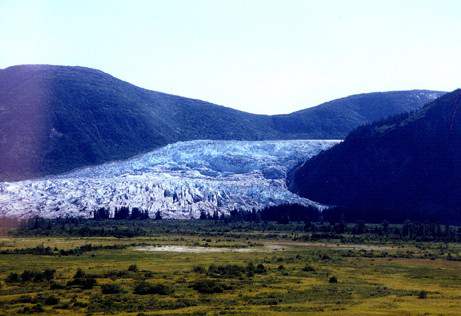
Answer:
[329, 276, 338, 283]
[255, 264, 267, 274]
[133, 282, 172, 295]
[74, 268, 86, 279]
[128, 264, 138, 272]
[246, 262, 255, 272]
[192, 265, 206, 274]
[30, 303, 44, 313]
[302, 265, 315, 272]
[14, 295, 33, 303]
[5, 272, 20, 283]
[20, 270, 34, 282]
[32, 273, 44, 282]
[418, 290, 428, 299]
[246, 262, 255, 277]
[8, 269, 56, 284]
[105, 270, 129, 279]
[67, 268, 96, 289]
[44, 295, 60, 305]
[207, 264, 245, 278]
[190, 279, 227, 294]
[72, 301, 88, 308]
[144, 271, 154, 278]
[67, 276, 96, 289]
[101, 283, 122, 294]
[50, 281, 66, 290]
[19, 303, 44, 314]
[43, 269, 56, 281]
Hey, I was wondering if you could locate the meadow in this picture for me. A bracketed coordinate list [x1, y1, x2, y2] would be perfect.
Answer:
[0, 220, 460, 315]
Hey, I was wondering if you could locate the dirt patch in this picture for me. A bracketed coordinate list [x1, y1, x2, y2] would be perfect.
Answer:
[134, 244, 285, 253]
[134, 242, 395, 254]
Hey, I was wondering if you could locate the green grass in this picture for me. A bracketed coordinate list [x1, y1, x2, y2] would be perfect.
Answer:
[0, 233, 461, 315]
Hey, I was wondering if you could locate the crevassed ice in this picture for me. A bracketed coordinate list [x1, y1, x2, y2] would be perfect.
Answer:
[0, 139, 340, 218]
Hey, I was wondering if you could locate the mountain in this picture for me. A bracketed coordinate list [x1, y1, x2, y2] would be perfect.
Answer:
[272, 90, 443, 138]
[0, 64, 443, 180]
[289, 89, 461, 223]
[0, 139, 339, 218]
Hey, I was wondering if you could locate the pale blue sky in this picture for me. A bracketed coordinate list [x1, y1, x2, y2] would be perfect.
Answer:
[1, 0, 460, 114]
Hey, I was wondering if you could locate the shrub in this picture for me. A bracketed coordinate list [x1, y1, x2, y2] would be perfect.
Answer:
[43, 269, 56, 281]
[49, 281, 66, 290]
[329, 276, 338, 283]
[302, 265, 315, 272]
[246, 263, 255, 277]
[320, 254, 331, 261]
[190, 279, 227, 294]
[246, 262, 255, 273]
[9, 269, 56, 284]
[19, 303, 44, 314]
[74, 268, 86, 279]
[418, 290, 428, 299]
[192, 265, 206, 274]
[133, 282, 172, 295]
[105, 270, 129, 279]
[207, 264, 245, 278]
[32, 273, 44, 282]
[72, 301, 88, 308]
[5, 272, 20, 283]
[31, 304, 44, 313]
[15, 295, 33, 303]
[67, 268, 96, 289]
[20, 270, 34, 282]
[277, 265, 285, 270]
[44, 295, 60, 305]
[144, 271, 154, 278]
[101, 283, 122, 294]
[67, 276, 96, 289]
[255, 264, 267, 274]
[128, 264, 138, 272]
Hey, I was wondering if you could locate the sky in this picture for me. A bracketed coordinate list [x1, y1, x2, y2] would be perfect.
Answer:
[1, 0, 460, 114]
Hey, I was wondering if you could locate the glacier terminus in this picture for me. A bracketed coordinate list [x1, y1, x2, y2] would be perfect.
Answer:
[0, 140, 339, 219]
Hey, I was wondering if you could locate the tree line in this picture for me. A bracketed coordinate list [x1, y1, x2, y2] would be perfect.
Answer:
[199, 203, 321, 223]
[93, 206, 162, 220]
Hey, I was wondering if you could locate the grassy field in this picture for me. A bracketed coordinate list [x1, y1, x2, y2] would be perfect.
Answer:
[0, 224, 461, 315]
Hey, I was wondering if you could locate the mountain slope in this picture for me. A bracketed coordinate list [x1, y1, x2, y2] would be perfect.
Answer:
[272, 90, 443, 138]
[0, 65, 273, 180]
[289, 89, 461, 223]
[0, 64, 443, 180]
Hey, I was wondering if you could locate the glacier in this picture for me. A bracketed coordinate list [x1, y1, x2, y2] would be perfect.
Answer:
[0, 139, 339, 219]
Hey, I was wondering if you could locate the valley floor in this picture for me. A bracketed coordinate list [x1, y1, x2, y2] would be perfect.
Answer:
[0, 229, 461, 315]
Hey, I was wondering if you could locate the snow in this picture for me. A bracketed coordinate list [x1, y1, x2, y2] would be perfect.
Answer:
[0, 139, 340, 219]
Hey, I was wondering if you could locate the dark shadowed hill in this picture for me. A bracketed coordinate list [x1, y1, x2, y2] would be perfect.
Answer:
[0, 64, 443, 180]
[289, 89, 461, 224]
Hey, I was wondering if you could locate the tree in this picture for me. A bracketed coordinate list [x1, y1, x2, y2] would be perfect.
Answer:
[381, 220, 389, 234]
[93, 207, 110, 220]
[199, 210, 208, 220]
[353, 221, 367, 235]
[114, 207, 130, 220]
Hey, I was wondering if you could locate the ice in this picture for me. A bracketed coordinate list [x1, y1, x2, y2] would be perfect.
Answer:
[0, 139, 339, 218]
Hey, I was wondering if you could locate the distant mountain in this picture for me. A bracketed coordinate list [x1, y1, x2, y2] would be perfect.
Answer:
[289, 89, 461, 224]
[0, 64, 443, 180]
[272, 90, 444, 138]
